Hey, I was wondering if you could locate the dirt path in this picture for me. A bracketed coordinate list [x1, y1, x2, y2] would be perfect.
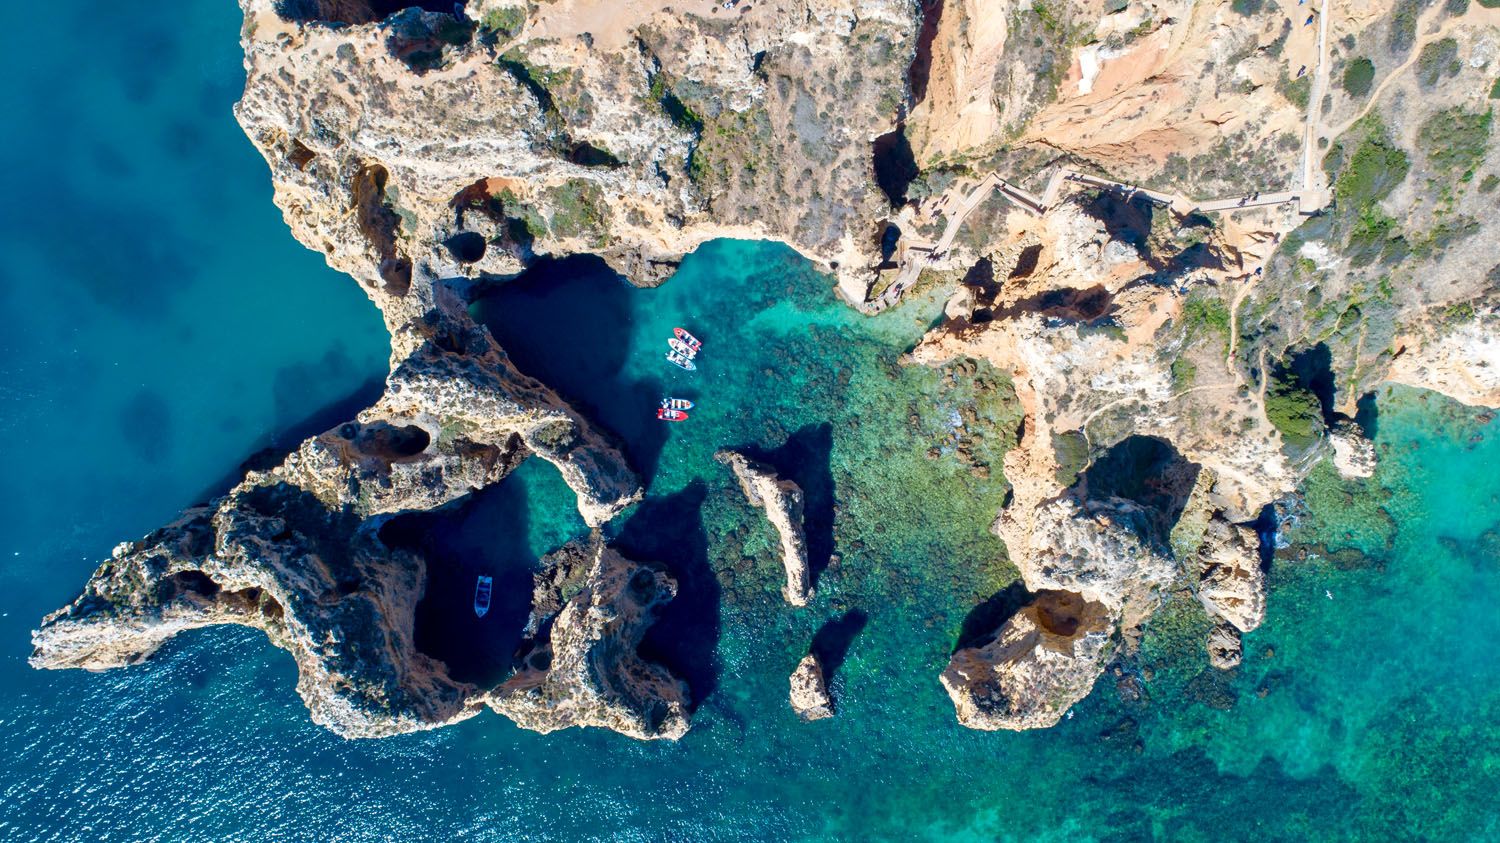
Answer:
[1323, 5, 1497, 142]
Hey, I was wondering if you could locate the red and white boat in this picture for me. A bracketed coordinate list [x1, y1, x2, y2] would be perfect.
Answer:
[656, 408, 689, 422]
[673, 327, 702, 352]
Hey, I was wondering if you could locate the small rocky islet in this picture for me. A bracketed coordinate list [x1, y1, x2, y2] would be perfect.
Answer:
[31, 0, 1500, 747]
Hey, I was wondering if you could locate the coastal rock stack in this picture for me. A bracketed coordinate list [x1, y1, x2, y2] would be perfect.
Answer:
[715, 449, 813, 606]
[489, 539, 692, 740]
[788, 653, 835, 721]
[30, 305, 645, 739]
[1196, 517, 1268, 670]
[941, 590, 1114, 730]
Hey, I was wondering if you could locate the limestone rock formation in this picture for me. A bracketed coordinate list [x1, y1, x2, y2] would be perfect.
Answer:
[941, 590, 1114, 731]
[236, 0, 916, 305]
[489, 540, 691, 740]
[1206, 621, 1244, 671]
[1196, 517, 1267, 638]
[715, 449, 813, 606]
[788, 653, 834, 721]
[917, 195, 1288, 719]
[32, 300, 645, 738]
[1329, 421, 1377, 479]
[31, 499, 481, 739]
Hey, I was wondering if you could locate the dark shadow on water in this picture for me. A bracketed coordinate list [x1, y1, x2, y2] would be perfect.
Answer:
[473, 254, 669, 484]
[953, 582, 1030, 652]
[1252, 503, 1280, 574]
[380, 475, 539, 688]
[1355, 391, 1380, 439]
[736, 423, 837, 586]
[119, 388, 172, 465]
[612, 481, 720, 709]
[192, 375, 387, 505]
[810, 609, 868, 679]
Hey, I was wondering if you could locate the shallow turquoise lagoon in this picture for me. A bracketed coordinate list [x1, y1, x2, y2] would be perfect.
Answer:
[2, 2, 1498, 841]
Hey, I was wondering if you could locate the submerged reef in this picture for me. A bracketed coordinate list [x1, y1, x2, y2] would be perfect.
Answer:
[716, 449, 813, 607]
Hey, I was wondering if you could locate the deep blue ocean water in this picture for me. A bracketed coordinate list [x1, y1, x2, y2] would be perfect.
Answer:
[2, 2, 1499, 841]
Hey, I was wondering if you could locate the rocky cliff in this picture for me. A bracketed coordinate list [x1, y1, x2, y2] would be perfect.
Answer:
[33, 0, 1500, 738]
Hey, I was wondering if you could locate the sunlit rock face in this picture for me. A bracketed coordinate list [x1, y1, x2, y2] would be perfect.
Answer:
[716, 449, 812, 606]
[488, 539, 692, 740]
[789, 653, 834, 721]
[941, 590, 1114, 731]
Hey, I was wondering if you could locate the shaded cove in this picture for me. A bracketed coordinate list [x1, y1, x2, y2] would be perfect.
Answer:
[5, 234, 1500, 841]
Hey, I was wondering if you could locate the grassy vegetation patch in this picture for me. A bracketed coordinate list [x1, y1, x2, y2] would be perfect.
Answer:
[1341, 58, 1375, 96]
[545, 180, 608, 244]
[1418, 107, 1494, 179]
[1417, 38, 1461, 88]
[1277, 71, 1312, 110]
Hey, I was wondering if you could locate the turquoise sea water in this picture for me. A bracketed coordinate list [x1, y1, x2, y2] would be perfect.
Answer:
[3, 2, 1499, 841]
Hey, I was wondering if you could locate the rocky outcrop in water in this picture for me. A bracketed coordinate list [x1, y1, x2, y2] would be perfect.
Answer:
[1329, 421, 1378, 480]
[489, 539, 691, 740]
[31, 292, 646, 738]
[1196, 517, 1267, 637]
[941, 590, 1114, 730]
[30, 498, 480, 738]
[788, 653, 834, 721]
[715, 449, 813, 606]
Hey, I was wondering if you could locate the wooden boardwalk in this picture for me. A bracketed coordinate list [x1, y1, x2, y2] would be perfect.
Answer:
[863, 2, 1340, 314]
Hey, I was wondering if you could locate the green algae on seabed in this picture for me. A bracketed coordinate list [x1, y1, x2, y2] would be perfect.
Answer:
[8, 221, 1500, 838]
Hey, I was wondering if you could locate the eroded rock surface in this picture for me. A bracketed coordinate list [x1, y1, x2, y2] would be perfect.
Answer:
[789, 653, 834, 721]
[941, 590, 1114, 731]
[1329, 421, 1377, 480]
[716, 449, 813, 606]
[32, 266, 643, 738]
[489, 539, 691, 740]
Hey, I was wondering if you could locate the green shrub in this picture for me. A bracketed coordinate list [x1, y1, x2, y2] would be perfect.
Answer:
[1171, 355, 1198, 390]
[1278, 71, 1312, 109]
[1480, 173, 1499, 193]
[1342, 58, 1375, 96]
[1233, 0, 1265, 15]
[1418, 107, 1494, 178]
[1390, 0, 1420, 54]
[1053, 430, 1090, 487]
[1490, 77, 1500, 99]
[1445, 0, 1470, 13]
[1332, 123, 1410, 208]
[1181, 294, 1232, 337]
[1417, 38, 1460, 87]
[480, 7, 526, 40]
[1265, 371, 1324, 451]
